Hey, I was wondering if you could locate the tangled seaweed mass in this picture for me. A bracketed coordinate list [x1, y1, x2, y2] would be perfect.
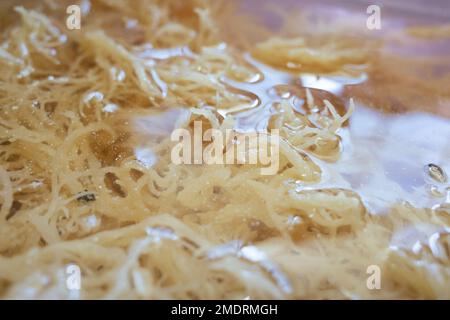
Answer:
[0, 0, 449, 299]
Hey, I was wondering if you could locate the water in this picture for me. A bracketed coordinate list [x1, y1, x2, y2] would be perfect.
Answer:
[126, 0, 450, 216]
[326, 107, 450, 214]
[211, 0, 450, 216]
[131, 50, 450, 215]
[218, 51, 450, 215]
[426, 163, 448, 184]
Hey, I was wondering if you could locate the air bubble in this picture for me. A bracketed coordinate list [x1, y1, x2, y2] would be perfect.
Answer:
[425, 163, 447, 183]
[103, 103, 119, 113]
[83, 91, 104, 104]
[429, 185, 445, 198]
[32, 100, 41, 109]
[286, 215, 301, 227]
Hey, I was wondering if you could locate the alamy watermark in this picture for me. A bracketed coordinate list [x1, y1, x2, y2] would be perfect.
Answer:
[65, 263, 81, 291]
[170, 121, 280, 175]
[66, 5, 81, 30]
[366, 5, 381, 30]
[366, 264, 381, 290]
[65, 3, 382, 31]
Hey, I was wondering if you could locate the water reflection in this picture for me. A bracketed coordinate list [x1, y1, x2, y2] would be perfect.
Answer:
[300, 72, 368, 95]
[225, 54, 450, 214]
[321, 106, 450, 214]
[129, 39, 450, 215]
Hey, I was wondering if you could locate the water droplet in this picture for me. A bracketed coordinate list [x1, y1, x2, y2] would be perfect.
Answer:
[31, 100, 41, 109]
[83, 91, 104, 104]
[103, 103, 119, 113]
[84, 214, 100, 229]
[286, 215, 301, 227]
[30, 180, 43, 189]
[59, 34, 68, 43]
[125, 19, 138, 29]
[429, 185, 445, 198]
[425, 163, 447, 183]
